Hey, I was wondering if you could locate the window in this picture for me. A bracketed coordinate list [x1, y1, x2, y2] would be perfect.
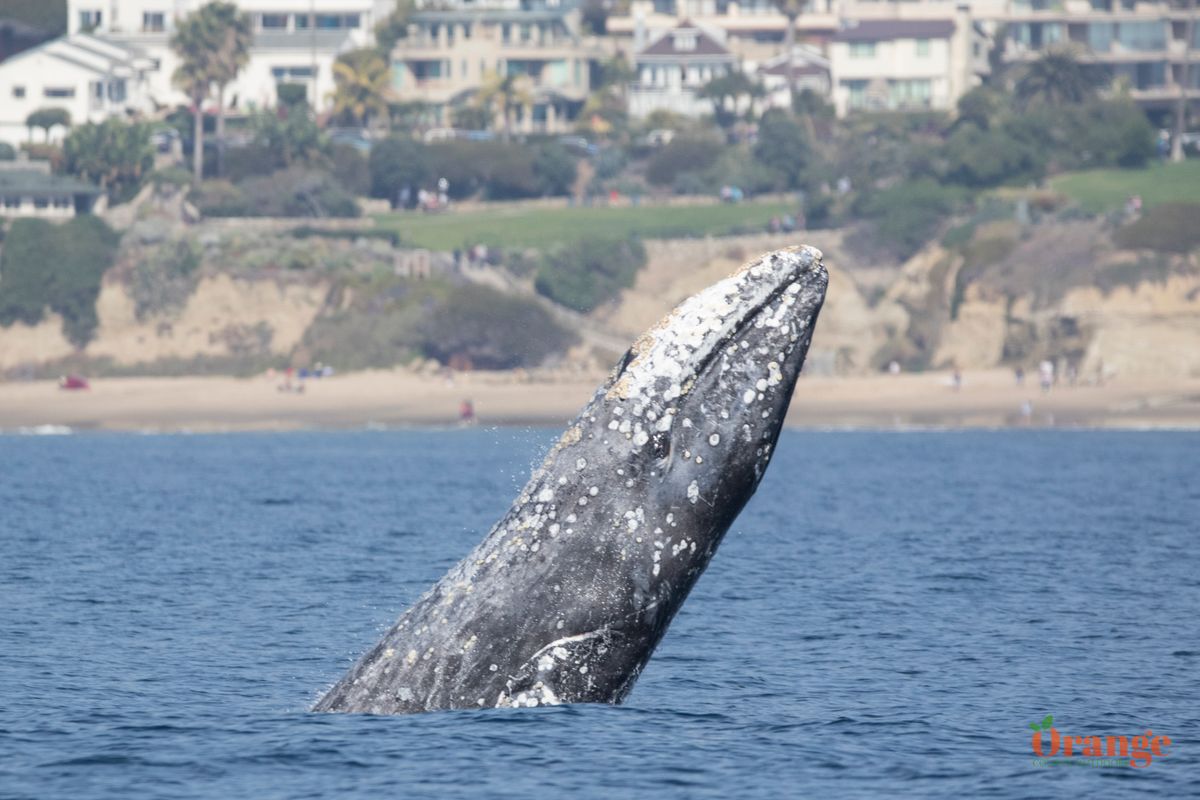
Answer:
[78, 10, 102, 30]
[143, 12, 165, 32]
[271, 66, 315, 81]
[261, 13, 288, 29]
[53, 197, 72, 209]
[2, 197, 20, 209]
[12, 86, 25, 98]
[34, 197, 49, 209]
[315, 14, 357, 29]
[915, 38, 930, 57]
[44, 87, 76, 98]
[845, 79, 868, 109]
[849, 42, 876, 58]
[296, 14, 310, 29]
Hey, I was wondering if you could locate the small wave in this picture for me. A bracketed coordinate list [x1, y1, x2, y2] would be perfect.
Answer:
[16, 424, 73, 436]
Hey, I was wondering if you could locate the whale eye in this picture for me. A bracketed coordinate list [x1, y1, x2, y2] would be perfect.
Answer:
[651, 432, 670, 460]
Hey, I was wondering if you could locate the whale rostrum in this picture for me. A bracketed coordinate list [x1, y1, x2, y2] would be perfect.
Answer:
[314, 246, 828, 714]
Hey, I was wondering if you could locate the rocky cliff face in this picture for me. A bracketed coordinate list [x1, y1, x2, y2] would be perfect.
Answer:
[599, 224, 1200, 381]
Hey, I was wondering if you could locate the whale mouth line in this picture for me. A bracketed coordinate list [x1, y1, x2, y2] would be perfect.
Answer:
[684, 270, 811, 396]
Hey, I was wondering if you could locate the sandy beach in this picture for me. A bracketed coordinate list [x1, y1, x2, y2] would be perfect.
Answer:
[2, 368, 1198, 432]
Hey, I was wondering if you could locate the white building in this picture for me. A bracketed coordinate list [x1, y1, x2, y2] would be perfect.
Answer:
[64, 0, 389, 111]
[0, 34, 158, 147]
[829, 11, 989, 115]
[628, 20, 737, 117]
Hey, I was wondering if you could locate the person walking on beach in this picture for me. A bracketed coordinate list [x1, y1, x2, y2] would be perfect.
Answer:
[1039, 360, 1054, 394]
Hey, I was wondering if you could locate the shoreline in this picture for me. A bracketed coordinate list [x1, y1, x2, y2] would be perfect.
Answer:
[2, 368, 1199, 434]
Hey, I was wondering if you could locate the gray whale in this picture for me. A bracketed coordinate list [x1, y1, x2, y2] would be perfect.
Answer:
[315, 246, 828, 714]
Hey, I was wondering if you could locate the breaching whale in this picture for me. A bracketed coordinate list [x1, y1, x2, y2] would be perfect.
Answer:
[315, 246, 828, 714]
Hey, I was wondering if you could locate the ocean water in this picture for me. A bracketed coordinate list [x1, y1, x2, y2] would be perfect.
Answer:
[1, 429, 1197, 798]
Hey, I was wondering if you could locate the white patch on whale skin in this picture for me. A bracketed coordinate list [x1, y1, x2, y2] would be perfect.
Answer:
[687, 481, 700, 504]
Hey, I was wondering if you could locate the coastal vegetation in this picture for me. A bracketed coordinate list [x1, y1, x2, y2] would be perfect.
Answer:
[0, 216, 118, 346]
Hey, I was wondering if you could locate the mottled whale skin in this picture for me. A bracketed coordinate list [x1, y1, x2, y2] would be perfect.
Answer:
[314, 246, 828, 714]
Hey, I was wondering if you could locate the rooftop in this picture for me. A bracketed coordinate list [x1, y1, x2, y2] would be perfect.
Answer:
[639, 21, 731, 59]
[0, 170, 101, 196]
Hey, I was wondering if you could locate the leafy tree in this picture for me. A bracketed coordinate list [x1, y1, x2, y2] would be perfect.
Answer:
[942, 122, 1044, 187]
[1015, 50, 1106, 110]
[331, 48, 391, 128]
[0, 142, 16, 161]
[753, 109, 810, 189]
[369, 135, 430, 206]
[0, 216, 119, 346]
[205, 2, 253, 178]
[698, 71, 764, 128]
[62, 119, 154, 202]
[25, 108, 70, 142]
[534, 236, 646, 312]
[532, 143, 577, 196]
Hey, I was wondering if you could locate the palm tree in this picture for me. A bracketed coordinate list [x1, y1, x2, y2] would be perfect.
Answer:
[475, 72, 534, 140]
[171, 8, 217, 183]
[331, 49, 391, 130]
[205, 2, 253, 177]
[772, 0, 806, 107]
[1015, 49, 1105, 110]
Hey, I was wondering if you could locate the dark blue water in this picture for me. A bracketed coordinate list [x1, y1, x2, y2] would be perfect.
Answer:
[2, 430, 1197, 798]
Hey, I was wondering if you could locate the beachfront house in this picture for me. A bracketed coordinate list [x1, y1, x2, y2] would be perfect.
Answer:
[628, 20, 738, 118]
[828, 10, 989, 116]
[0, 34, 158, 147]
[390, 0, 604, 133]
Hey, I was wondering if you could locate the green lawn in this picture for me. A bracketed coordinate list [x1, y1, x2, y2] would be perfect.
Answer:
[374, 198, 796, 251]
[1050, 161, 1200, 214]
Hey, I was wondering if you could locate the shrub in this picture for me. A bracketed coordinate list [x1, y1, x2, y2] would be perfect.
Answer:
[369, 135, 430, 206]
[646, 136, 724, 187]
[0, 142, 15, 160]
[1114, 203, 1200, 253]
[534, 236, 646, 312]
[0, 216, 119, 346]
[418, 283, 577, 369]
[190, 168, 359, 217]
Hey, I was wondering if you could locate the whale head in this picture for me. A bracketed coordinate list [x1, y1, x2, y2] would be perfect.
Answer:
[520, 245, 828, 689]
